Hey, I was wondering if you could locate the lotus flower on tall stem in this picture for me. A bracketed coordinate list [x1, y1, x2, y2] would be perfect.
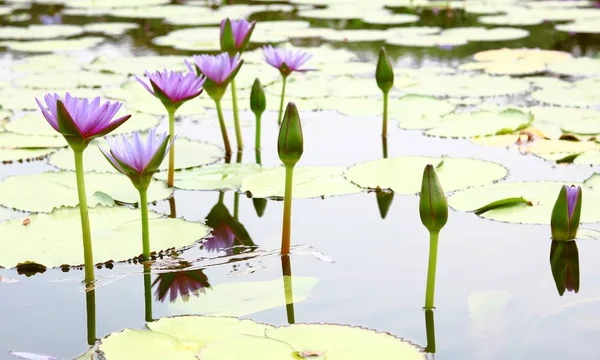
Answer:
[263, 45, 313, 125]
[100, 129, 174, 261]
[278, 102, 304, 255]
[419, 164, 448, 310]
[36, 93, 131, 284]
[550, 185, 582, 241]
[136, 69, 205, 188]
[250, 77, 266, 159]
[187, 53, 243, 158]
[220, 18, 256, 151]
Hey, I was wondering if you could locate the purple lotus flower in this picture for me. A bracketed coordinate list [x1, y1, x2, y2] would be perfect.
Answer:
[100, 128, 173, 189]
[186, 53, 242, 86]
[136, 69, 206, 108]
[550, 185, 582, 241]
[220, 18, 256, 53]
[263, 45, 313, 77]
[566, 185, 579, 219]
[36, 93, 130, 150]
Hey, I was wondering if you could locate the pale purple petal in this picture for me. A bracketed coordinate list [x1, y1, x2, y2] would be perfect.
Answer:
[103, 129, 171, 175]
[138, 69, 205, 103]
[189, 53, 241, 85]
[566, 185, 579, 220]
[263, 46, 313, 73]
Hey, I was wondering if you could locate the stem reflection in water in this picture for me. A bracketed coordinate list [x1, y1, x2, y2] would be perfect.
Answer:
[281, 255, 295, 325]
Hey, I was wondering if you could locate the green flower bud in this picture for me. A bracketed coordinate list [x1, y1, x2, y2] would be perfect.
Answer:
[250, 78, 266, 117]
[219, 18, 237, 55]
[278, 102, 304, 167]
[550, 240, 580, 296]
[419, 164, 448, 234]
[375, 47, 394, 94]
[550, 185, 582, 241]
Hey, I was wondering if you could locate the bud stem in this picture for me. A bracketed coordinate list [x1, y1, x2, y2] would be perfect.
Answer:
[168, 196, 176, 218]
[281, 255, 296, 324]
[74, 150, 95, 285]
[230, 78, 243, 150]
[382, 135, 388, 159]
[86, 289, 96, 345]
[424, 309, 436, 354]
[233, 151, 243, 220]
[215, 99, 233, 156]
[278, 76, 288, 125]
[139, 189, 151, 261]
[167, 109, 176, 188]
[281, 164, 295, 255]
[143, 263, 153, 322]
[255, 113, 262, 152]
[425, 230, 439, 310]
[382, 91, 389, 138]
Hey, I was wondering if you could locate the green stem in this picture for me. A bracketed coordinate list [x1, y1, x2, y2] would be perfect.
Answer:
[218, 191, 225, 204]
[86, 289, 96, 345]
[277, 76, 288, 125]
[215, 100, 232, 156]
[255, 149, 262, 165]
[382, 135, 388, 159]
[425, 309, 436, 353]
[167, 110, 175, 188]
[144, 264, 153, 322]
[255, 113, 262, 152]
[382, 91, 389, 138]
[281, 165, 295, 255]
[168, 196, 176, 218]
[74, 150, 95, 285]
[281, 255, 295, 324]
[230, 78, 243, 150]
[139, 189, 150, 261]
[233, 150, 242, 220]
[425, 231, 439, 310]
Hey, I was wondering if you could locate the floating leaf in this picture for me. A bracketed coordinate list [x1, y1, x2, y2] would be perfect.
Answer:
[0, 133, 66, 149]
[0, 206, 209, 268]
[0, 172, 172, 212]
[394, 95, 456, 130]
[13, 71, 125, 89]
[49, 138, 223, 173]
[0, 148, 56, 162]
[154, 164, 262, 191]
[345, 156, 507, 194]
[425, 109, 531, 138]
[405, 74, 530, 98]
[84, 55, 188, 76]
[532, 88, 600, 108]
[0, 37, 105, 53]
[241, 167, 362, 199]
[0, 25, 83, 40]
[83, 22, 138, 36]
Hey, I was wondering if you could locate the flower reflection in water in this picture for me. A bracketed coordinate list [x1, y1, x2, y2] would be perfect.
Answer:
[203, 198, 255, 256]
[550, 240, 580, 296]
[152, 263, 211, 303]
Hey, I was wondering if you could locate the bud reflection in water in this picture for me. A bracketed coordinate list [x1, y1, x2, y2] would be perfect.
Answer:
[549, 240, 580, 296]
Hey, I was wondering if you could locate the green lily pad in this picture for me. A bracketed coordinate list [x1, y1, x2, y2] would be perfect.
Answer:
[10, 54, 83, 74]
[0, 148, 56, 163]
[394, 95, 457, 130]
[425, 109, 532, 138]
[154, 164, 262, 191]
[528, 106, 600, 127]
[7, 111, 159, 137]
[573, 151, 600, 165]
[362, 12, 420, 25]
[345, 156, 507, 194]
[83, 22, 138, 36]
[556, 19, 600, 34]
[405, 74, 530, 98]
[0, 206, 208, 268]
[98, 316, 424, 360]
[241, 166, 362, 199]
[478, 14, 544, 26]
[0, 37, 105, 53]
[459, 60, 546, 76]
[386, 34, 468, 48]
[548, 58, 600, 77]
[13, 71, 125, 89]
[448, 180, 600, 224]
[49, 138, 223, 173]
[321, 29, 389, 42]
[442, 26, 530, 41]
[63, 0, 170, 7]
[84, 55, 188, 76]
[0, 25, 84, 39]
[0, 133, 66, 148]
[170, 277, 318, 317]
[561, 119, 600, 135]
[0, 172, 172, 212]
[532, 88, 600, 108]
[472, 48, 572, 63]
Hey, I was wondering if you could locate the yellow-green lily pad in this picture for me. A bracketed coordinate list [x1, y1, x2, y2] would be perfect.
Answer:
[425, 109, 532, 138]
[1, 37, 104, 52]
[532, 88, 600, 108]
[405, 74, 530, 98]
[84, 55, 188, 76]
[0, 24, 83, 39]
[13, 71, 125, 89]
[0, 148, 56, 163]
[154, 164, 262, 191]
[0, 133, 66, 148]
[548, 58, 600, 77]
[83, 22, 138, 36]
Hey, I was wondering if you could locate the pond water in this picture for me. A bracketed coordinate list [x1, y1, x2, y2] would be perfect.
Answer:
[1, 0, 600, 359]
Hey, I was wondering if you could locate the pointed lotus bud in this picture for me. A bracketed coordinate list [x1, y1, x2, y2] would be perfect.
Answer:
[550, 241, 580, 296]
[375, 47, 394, 94]
[220, 18, 236, 55]
[550, 185, 582, 241]
[278, 102, 303, 167]
[250, 78, 266, 117]
[419, 164, 448, 234]
[375, 188, 394, 219]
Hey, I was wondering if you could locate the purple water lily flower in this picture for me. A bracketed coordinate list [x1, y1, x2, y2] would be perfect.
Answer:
[186, 53, 242, 86]
[566, 185, 579, 220]
[136, 69, 206, 108]
[263, 45, 313, 77]
[36, 93, 130, 149]
[220, 18, 256, 52]
[100, 128, 173, 188]
[550, 184, 582, 241]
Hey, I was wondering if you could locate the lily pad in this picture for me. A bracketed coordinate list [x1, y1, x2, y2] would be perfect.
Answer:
[441, 26, 530, 41]
[573, 151, 600, 165]
[0, 133, 66, 148]
[556, 19, 600, 34]
[425, 109, 532, 138]
[10, 54, 83, 74]
[362, 12, 420, 25]
[345, 156, 507, 194]
[49, 138, 223, 173]
[63, 0, 170, 7]
[154, 164, 262, 191]
[84, 55, 188, 76]
[241, 166, 363, 199]
[83, 22, 138, 36]
[473, 48, 572, 63]
[532, 88, 600, 108]
[0, 206, 209, 268]
[394, 95, 457, 129]
[478, 14, 544, 26]
[170, 277, 319, 317]
[98, 316, 424, 360]
[0, 37, 104, 53]
[448, 180, 600, 224]
[13, 71, 125, 89]
[548, 58, 600, 77]
[0, 148, 56, 162]
[0, 172, 173, 212]
[404, 74, 530, 98]
[0, 25, 83, 40]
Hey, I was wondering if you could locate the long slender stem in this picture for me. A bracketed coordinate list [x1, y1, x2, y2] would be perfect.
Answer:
[233, 151, 242, 220]
[144, 263, 153, 322]
[167, 110, 176, 188]
[281, 255, 295, 324]
[139, 189, 150, 261]
[74, 150, 95, 285]
[215, 100, 232, 157]
[425, 309, 436, 353]
[86, 289, 96, 345]
[281, 165, 295, 255]
[168, 196, 176, 218]
[425, 231, 439, 310]
[277, 76, 288, 125]
[382, 91, 389, 138]
[382, 135, 388, 159]
[230, 78, 243, 151]
[255, 113, 262, 152]
[218, 191, 225, 204]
